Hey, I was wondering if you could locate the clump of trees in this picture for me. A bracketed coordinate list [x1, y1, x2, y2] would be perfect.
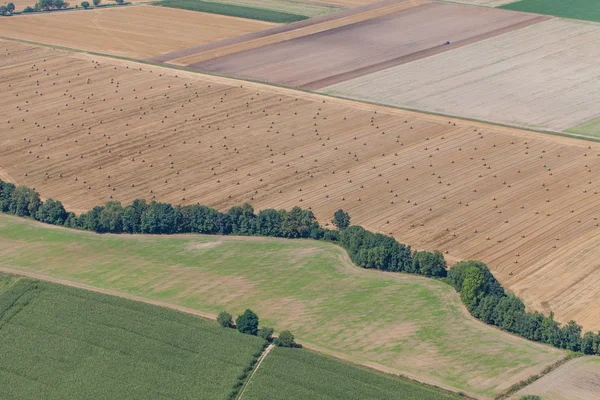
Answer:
[217, 308, 295, 347]
[217, 311, 234, 328]
[33, 0, 69, 11]
[274, 330, 296, 347]
[0, 2, 15, 14]
[1, 179, 599, 355]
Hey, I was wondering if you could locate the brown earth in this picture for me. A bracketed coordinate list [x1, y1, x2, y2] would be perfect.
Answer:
[511, 357, 600, 400]
[2, 40, 600, 331]
[0, 5, 276, 59]
[181, 2, 545, 89]
[163, 0, 426, 66]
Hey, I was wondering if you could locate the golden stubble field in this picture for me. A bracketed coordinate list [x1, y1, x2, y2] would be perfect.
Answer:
[2, 40, 600, 331]
[0, 6, 276, 59]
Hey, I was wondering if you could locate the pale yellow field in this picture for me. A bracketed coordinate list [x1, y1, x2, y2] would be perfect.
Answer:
[512, 357, 600, 400]
[324, 19, 600, 134]
[0, 6, 276, 59]
[3, 40, 600, 332]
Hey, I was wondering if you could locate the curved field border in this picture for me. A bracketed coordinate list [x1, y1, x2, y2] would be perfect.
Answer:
[0, 214, 565, 398]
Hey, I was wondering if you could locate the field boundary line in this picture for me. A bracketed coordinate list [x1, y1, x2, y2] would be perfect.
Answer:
[1, 34, 599, 145]
[237, 343, 274, 400]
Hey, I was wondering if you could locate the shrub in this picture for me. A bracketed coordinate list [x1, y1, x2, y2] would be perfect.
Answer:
[519, 396, 541, 400]
[0, 5, 7, 15]
[81, 1, 89, 7]
[92, 0, 100, 4]
[275, 330, 296, 347]
[115, 0, 124, 4]
[236, 309, 259, 336]
[217, 311, 234, 328]
[332, 209, 350, 230]
[23, 5, 35, 11]
[258, 327, 274, 341]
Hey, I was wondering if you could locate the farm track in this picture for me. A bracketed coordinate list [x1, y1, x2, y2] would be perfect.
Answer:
[2, 40, 600, 332]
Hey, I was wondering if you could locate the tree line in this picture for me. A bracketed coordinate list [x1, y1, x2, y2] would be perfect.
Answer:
[0, 179, 598, 355]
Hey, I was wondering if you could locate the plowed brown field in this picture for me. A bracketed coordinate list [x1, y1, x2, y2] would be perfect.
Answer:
[0, 6, 276, 59]
[2, 40, 600, 331]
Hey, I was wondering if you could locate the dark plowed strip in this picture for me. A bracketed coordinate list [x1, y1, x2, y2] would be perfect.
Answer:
[302, 14, 551, 90]
[148, 0, 409, 63]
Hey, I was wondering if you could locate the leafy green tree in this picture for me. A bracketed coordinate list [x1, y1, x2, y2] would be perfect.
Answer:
[236, 309, 259, 336]
[227, 203, 256, 235]
[412, 250, 446, 277]
[140, 201, 179, 234]
[274, 330, 295, 347]
[121, 199, 146, 233]
[54, 0, 68, 8]
[0, 4, 8, 14]
[63, 212, 79, 228]
[540, 312, 560, 346]
[559, 320, 582, 351]
[332, 209, 350, 230]
[0, 181, 15, 212]
[81, 1, 89, 7]
[256, 209, 283, 237]
[581, 331, 597, 355]
[217, 311, 233, 328]
[9, 186, 41, 217]
[258, 327, 274, 341]
[99, 201, 124, 232]
[460, 265, 485, 311]
[36, 199, 68, 225]
[92, 0, 100, 5]
[79, 206, 104, 232]
[6, 2, 15, 13]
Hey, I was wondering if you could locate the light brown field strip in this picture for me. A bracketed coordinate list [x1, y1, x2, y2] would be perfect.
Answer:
[301, 15, 550, 90]
[167, 0, 427, 66]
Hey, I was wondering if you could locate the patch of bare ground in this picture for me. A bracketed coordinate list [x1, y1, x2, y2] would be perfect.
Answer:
[511, 357, 600, 400]
[1, 40, 600, 332]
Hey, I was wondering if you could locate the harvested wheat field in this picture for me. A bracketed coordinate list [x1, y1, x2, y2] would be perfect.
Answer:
[511, 357, 600, 400]
[325, 18, 600, 134]
[2, 40, 600, 331]
[179, 2, 545, 89]
[0, 6, 276, 59]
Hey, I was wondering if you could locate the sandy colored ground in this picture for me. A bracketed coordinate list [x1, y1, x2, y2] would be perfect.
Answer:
[166, 0, 427, 66]
[0, 5, 276, 59]
[325, 18, 600, 134]
[183, 2, 543, 89]
[511, 357, 600, 400]
[2, 40, 600, 331]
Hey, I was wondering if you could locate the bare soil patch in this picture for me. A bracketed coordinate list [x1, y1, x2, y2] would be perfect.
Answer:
[0, 5, 276, 59]
[2, 40, 600, 331]
[512, 357, 600, 400]
[183, 2, 543, 89]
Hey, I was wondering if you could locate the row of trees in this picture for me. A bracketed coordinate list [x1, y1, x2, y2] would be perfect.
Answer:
[448, 261, 600, 354]
[0, 179, 597, 354]
[218, 310, 296, 348]
[20, 0, 122, 12]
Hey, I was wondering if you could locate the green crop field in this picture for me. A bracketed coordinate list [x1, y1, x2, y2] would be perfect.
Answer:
[242, 347, 461, 400]
[500, 0, 600, 23]
[0, 215, 565, 397]
[566, 116, 600, 138]
[154, 0, 310, 23]
[0, 274, 265, 400]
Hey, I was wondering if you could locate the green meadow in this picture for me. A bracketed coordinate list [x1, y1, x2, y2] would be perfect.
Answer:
[501, 0, 600, 23]
[0, 215, 565, 397]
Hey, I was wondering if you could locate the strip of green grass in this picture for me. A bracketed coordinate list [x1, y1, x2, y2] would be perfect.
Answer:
[154, 0, 309, 23]
[500, 0, 600, 23]
[0, 274, 265, 400]
[0, 215, 565, 397]
[565, 116, 600, 138]
[243, 347, 461, 400]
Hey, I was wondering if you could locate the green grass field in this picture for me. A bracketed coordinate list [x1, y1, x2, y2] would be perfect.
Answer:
[566, 116, 600, 138]
[0, 215, 565, 397]
[243, 347, 461, 400]
[0, 274, 266, 400]
[154, 0, 310, 23]
[500, 0, 600, 23]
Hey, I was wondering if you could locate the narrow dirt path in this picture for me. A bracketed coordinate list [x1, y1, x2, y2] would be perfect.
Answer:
[238, 343, 275, 400]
